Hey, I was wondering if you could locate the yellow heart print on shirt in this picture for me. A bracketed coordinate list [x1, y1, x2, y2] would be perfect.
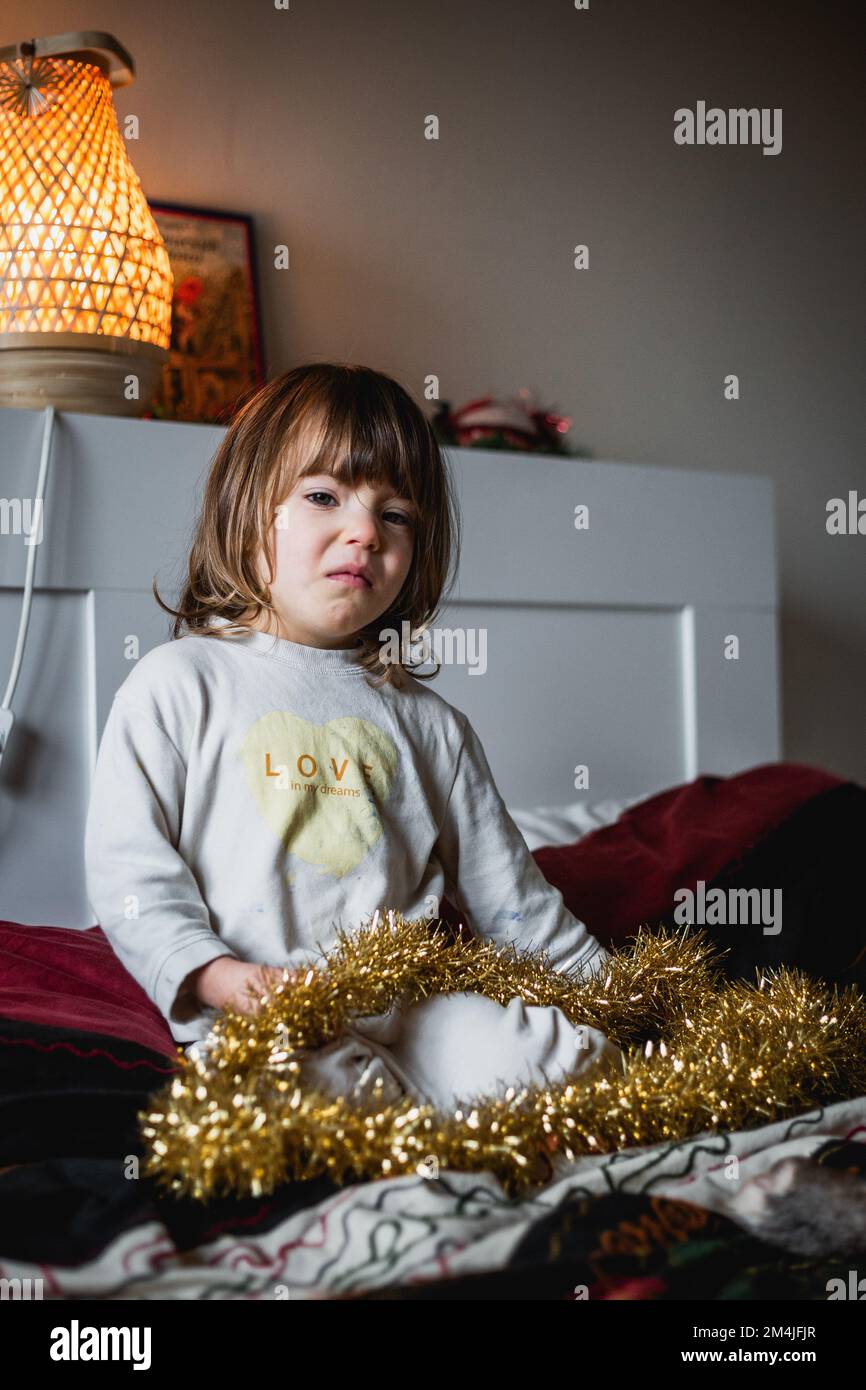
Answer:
[241, 712, 398, 879]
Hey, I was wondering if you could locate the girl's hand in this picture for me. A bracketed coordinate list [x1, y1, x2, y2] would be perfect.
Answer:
[190, 957, 302, 1015]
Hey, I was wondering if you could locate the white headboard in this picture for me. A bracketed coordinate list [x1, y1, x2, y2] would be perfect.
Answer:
[0, 407, 779, 929]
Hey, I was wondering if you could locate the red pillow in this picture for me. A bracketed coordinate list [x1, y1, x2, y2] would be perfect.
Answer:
[520, 762, 843, 950]
[0, 921, 177, 1058]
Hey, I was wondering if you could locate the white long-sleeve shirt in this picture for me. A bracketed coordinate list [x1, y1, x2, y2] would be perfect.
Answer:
[84, 616, 610, 1046]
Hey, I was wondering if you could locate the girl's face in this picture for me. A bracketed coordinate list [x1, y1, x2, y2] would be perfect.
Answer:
[251, 470, 417, 648]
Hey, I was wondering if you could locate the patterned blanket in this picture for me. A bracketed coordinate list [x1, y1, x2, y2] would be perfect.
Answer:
[1, 1017, 864, 1300]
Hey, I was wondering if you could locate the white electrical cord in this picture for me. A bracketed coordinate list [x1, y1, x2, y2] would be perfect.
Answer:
[0, 404, 56, 766]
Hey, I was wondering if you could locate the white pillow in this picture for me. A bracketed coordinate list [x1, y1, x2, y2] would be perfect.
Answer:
[506, 793, 650, 852]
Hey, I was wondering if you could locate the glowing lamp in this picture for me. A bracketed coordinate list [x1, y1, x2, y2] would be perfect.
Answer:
[0, 31, 172, 415]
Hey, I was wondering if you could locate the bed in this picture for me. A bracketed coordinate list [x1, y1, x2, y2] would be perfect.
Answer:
[0, 406, 864, 1300]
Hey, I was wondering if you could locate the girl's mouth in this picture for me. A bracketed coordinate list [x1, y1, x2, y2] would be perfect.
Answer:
[327, 573, 371, 590]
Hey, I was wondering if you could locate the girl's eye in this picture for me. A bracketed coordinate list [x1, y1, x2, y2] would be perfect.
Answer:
[306, 492, 414, 527]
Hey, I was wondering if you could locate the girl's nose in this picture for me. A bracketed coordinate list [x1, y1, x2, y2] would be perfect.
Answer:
[342, 502, 382, 546]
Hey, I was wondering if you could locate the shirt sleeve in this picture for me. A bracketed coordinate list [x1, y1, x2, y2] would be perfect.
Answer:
[433, 715, 611, 980]
[84, 694, 237, 1031]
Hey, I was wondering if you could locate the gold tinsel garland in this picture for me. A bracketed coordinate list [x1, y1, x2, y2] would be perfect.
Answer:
[140, 909, 866, 1201]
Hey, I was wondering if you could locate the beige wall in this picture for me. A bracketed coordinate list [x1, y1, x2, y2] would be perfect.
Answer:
[6, 0, 864, 780]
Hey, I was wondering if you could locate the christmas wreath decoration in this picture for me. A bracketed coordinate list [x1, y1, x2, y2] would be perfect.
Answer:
[431, 391, 579, 455]
[141, 908, 866, 1202]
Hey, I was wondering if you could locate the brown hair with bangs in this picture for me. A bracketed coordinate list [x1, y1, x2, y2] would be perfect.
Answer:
[152, 362, 461, 689]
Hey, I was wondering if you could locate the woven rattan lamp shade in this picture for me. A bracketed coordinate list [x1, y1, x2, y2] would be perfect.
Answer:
[0, 32, 172, 415]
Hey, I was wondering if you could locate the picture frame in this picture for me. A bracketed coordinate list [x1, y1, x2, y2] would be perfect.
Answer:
[144, 201, 266, 425]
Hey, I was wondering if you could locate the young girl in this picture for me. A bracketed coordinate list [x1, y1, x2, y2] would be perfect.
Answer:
[84, 363, 619, 1109]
